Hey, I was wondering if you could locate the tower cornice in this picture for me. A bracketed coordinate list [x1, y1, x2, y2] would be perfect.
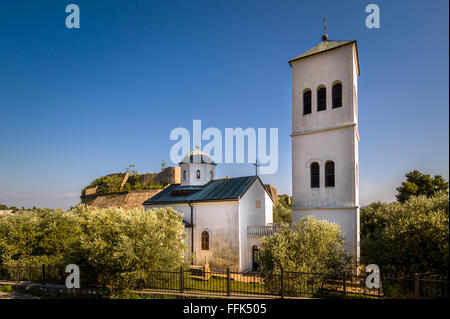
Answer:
[291, 122, 360, 142]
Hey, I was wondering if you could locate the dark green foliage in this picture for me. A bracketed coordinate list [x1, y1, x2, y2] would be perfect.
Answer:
[0, 204, 18, 212]
[272, 202, 291, 223]
[81, 174, 167, 196]
[0, 205, 187, 290]
[272, 194, 292, 223]
[361, 192, 449, 275]
[278, 194, 292, 209]
[396, 170, 448, 203]
[258, 217, 353, 296]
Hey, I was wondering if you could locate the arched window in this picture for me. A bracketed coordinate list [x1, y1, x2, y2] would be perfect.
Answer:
[183, 170, 186, 180]
[303, 90, 312, 115]
[196, 170, 201, 179]
[317, 87, 326, 111]
[325, 161, 335, 187]
[310, 162, 320, 188]
[201, 231, 209, 250]
[332, 83, 342, 108]
[210, 171, 213, 180]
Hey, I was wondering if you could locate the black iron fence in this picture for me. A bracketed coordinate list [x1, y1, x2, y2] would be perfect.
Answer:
[0, 264, 448, 299]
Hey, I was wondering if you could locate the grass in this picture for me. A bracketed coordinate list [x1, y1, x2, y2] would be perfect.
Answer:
[144, 273, 270, 296]
[2, 272, 379, 299]
[0, 285, 13, 293]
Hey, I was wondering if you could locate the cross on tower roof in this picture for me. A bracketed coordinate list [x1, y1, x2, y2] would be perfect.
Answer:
[322, 16, 328, 41]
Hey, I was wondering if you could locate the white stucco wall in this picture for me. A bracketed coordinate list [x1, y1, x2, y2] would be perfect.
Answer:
[290, 42, 360, 259]
[144, 179, 274, 271]
[191, 201, 240, 271]
[291, 208, 360, 259]
[292, 127, 356, 208]
[239, 180, 273, 272]
[180, 163, 215, 186]
[145, 201, 241, 271]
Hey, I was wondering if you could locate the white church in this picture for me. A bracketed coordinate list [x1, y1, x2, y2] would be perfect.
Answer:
[144, 34, 360, 272]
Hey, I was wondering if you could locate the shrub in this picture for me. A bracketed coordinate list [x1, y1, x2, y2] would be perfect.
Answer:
[0, 205, 187, 290]
[65, 205, 187, 290]
[258, 216, 352, 296]
[272, 202, 291, 223]
[361, 192, 449, 275]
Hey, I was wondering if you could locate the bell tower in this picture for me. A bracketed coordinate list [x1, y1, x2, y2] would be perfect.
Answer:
[289, 33, 360, 258]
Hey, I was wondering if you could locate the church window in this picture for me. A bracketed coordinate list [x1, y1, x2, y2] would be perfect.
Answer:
[303, 90, 312, 115]
[201, 231, 209, 250]
[332, 83, 342, 108]
[256, 200, 261, 208]
[325, 161, 335, 187]
[317, 87, 326, 111]
[310, 162, 320, 188]
[196, 170, 201, 179]
[210, 171, 213, 180]
[183, 170, 186, 180]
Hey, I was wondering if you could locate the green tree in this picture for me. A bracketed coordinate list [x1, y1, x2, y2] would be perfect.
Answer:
[0, 204, 18, 211]
[361, 192, 449, 275]
[0, 208, 82, 270]
[258, 217, 352, 296]
[272, 202, 291, 223]
[396, 170, 448, 203]
[65, 205, 187, 290]
[125, 164, 138, 176]
[0, 205, 187, 290]
[277, 194, 292, 209]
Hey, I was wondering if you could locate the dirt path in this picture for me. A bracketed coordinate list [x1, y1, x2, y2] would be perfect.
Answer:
[0, 291, 40, 299]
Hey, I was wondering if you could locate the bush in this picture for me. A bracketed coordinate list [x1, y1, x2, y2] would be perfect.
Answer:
[272, 202, 291, 223]
[361, 192, 449, 275]
[65, 205, 187, 289]
[258, 217, 352, 296]
[0, 205, 187, 290]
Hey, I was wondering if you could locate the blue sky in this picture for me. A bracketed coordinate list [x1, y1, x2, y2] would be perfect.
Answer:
[0, 0, 448, 209]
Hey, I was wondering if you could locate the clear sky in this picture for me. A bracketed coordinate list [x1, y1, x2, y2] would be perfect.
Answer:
[0, 0, 448, 209]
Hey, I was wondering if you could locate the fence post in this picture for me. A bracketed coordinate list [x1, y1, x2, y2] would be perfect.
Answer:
[180, 266, 184, 293]
[227, 268, 231, 296]
[414, 273, 419, 299]
[42, 264, 46, 285]
[280, 267, 284, 299]
[17, 264, 20, 283]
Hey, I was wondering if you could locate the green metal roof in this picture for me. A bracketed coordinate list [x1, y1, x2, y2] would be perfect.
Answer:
[143, 175, 261, 205]
[288, 40, 355, 65]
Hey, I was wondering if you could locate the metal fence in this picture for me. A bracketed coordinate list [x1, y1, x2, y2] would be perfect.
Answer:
[0, 264, 448, 299]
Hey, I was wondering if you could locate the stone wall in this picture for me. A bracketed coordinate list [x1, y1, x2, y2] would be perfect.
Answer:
[81, 189, 163, 210]
[154, 166, 180, 184]
[264, 184, 278, 202]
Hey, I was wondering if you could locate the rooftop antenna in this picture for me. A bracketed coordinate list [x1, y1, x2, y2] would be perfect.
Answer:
[322, 16, 328, 41]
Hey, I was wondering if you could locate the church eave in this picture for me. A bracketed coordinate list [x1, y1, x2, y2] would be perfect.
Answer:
[144, 198, 239, 205]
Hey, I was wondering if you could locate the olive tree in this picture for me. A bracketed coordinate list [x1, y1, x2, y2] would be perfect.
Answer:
[361, 192, 449, 275]
[258, 216, 352, 297]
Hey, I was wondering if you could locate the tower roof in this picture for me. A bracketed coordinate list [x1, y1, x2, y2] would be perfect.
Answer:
[180, 150, 215, 165]
[288, 40, 357, 67]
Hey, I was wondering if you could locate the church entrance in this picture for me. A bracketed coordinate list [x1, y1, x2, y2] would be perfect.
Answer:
[252, 245, 260, 271]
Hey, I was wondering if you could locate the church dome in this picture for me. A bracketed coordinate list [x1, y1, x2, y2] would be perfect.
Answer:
[181, 150, 215, 164]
